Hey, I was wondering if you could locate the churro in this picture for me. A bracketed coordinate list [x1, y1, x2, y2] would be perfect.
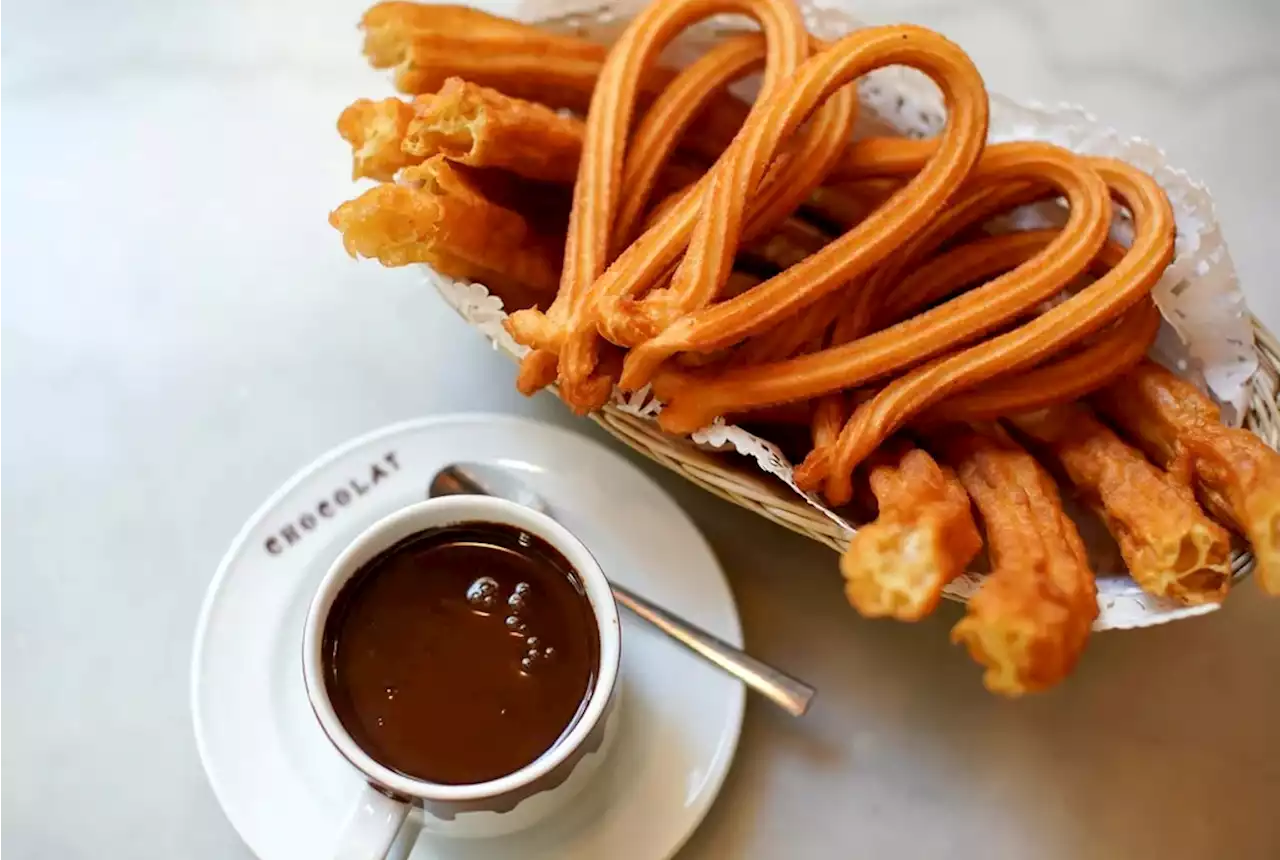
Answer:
[509, 0, 816, 411]
[827, 232, 1161, 426]
[1093, 361, 1280, 594]
[929, 299, 1161, 424]
[618, 29, 992, 392]
[612, 33, 769, 248]
[338, 97, 419, 181]
[808, 226, 1072, 499]
[840, 442, 982, 620]
[933, 425, 1097, 697]
[561, 78, 861, 407]
[1008, 404, 1232, 605]
[403, 78, 584, 183]
[362, 3, 610, 112]
[810, 157, 1174, 504]
[329, 157, 562, 304]
[649, 143, 1109, 435]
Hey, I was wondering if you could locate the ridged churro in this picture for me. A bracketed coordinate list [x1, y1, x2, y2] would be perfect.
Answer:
[618, 30, 991, 393]
[1093, 361, 1280, 594]
[1008, 404, 1232, 605]
[559, 52, 862, 407]
[403, 78, 584, 183]
[506, 0, 821, 411]
[329, 157, 562, 305]
[843, 233, 1161, 426]
[840, 443, 982, 621]
[612, 33, 769, 248]
[808, 226, 1073, 499]
[810, 157, 1174, 504]
[933, 425, 1098, 696]
[362, 3, 611, 112]
[338, 97, 419, 181]
[930, 299, 1161, 424]
[647, 142, 1109, 435]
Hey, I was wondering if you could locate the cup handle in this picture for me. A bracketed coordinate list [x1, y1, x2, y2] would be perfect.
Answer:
[333, 784, 410, 860]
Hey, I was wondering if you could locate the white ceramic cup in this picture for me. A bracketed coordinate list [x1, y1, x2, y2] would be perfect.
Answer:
[302, 497, 622, 858]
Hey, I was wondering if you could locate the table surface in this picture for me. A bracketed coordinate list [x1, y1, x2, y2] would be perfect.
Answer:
[3, 0, 1279, 857]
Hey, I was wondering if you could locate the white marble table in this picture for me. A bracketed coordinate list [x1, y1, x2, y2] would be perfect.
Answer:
[3, 0, 1278, 857]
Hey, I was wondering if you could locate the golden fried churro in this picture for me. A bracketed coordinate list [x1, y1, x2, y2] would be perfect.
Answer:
[650, 143, 1108, 435]
[808, 226, 1068, 499]
[1093, 361, 1280, 594]
[930, 299, 1161, 423]
[362, 3, 610, 111]
[362, 3, 607, 67]
[829, 181, 1047, 345]
[403, 78, 584, 183]
[579, 81, 856, 351]
[604, 81, 858, 330]
[618, 29, 991, 392]
[1008, 404, 1232, 604]
[338, 97, 418, 181]
[812, 157, 1173, 504]
[840, 443, 982, 620]
[363, 2, 746, 162]
[613, 34, 768, 248]
[510, 0, 814, 411]
[876, 234, 1161, 424]
[329, 157, 561, 304]
[933, 424, 1097, 697]
[559, 39, 862, 407]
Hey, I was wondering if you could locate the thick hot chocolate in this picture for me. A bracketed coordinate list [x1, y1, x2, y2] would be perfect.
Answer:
[322, 522, 600, 785]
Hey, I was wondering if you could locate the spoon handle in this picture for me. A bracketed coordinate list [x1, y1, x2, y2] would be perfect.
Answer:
[609, 581, 816, 717]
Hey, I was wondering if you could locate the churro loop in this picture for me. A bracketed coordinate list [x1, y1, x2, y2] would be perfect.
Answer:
[605, 78, 859, 335]
[581, 79, 857, 349]
[830, 181, 1046, 347]
[810, 225, 1072, 498]
[924, 300, 1161, 423]
[618, 28, 991, 392]
[814, 158, 1175, 504]
[505, 0, 811, 409]
[613, 34, 768, 248]
[560, 59, 860, 408]
[818, 234, 1158, 434]
[650, 142, 1110, 433]
[803, 183, 1049, 464]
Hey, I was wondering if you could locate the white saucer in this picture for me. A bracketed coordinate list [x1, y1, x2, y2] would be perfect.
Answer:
[191, 415, 745, 860]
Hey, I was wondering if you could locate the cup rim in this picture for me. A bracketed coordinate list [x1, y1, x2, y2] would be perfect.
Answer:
[301, 495, 621, 802]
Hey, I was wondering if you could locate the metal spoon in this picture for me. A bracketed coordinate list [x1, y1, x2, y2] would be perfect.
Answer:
[429, 462, 816, 717]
